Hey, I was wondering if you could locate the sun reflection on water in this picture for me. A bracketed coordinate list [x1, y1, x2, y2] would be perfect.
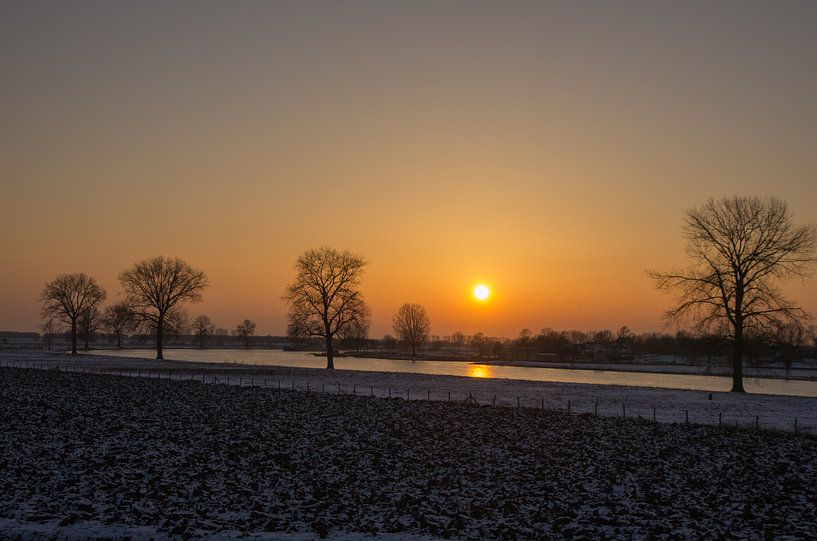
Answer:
[467, 364, 493, 378]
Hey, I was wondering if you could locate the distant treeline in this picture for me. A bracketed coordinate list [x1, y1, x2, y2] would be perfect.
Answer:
[12, 325, 815, 367]
[29, 331, 292, 350]
[331, 326, 816, 367]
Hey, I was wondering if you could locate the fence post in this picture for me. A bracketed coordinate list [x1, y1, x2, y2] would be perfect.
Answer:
[388, 387, 391, 398]
[594, 402, 598, 417]
[448, 391, 451, 402]
[567, 400, 571, 415]
[370, 386, 373, 396]
[718, 412, 722, 427]
[685, 410, 689, 424]
[306, 382, 310, 392]
[407, 389, 410, 401]
[756, 416, 759, 431]
[622, 404, 626, 419]
[427, 390, 431, 401]
[337, 383, 341, 394]
[653, 407, 656, 422]
[353, 385, 356, 395]
[517, 396, 520, 408]
[541, 398, 544, 410]
[492, 395, 496, 407]
[795, 417, 798, 434]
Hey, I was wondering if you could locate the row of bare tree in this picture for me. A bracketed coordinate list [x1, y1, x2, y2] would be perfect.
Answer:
[41, 257, 208, 358]
[38, 197, 817, 392]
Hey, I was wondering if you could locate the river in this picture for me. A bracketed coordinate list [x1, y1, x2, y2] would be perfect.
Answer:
[88, 348, 817, 398]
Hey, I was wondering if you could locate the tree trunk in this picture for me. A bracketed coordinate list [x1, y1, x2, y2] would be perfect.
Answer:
[199, 333, 204, 349]
[156, 315, 164, 360]
[731, 325, 745, 393]
[71, 321, 77, 355]
[117, 332, 122, 349]
[411, 341, 416, 356]
[325, 334, 334, 369]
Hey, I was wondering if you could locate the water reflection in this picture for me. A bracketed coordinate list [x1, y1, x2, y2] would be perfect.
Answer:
[467, 364, 493, 378]
[88, 349, 817, 397]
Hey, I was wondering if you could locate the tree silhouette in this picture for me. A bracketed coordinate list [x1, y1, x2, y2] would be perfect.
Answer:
[392, 303, 431, 356]
[235, 319, 256, 349]
[78, 304, 103, 351]
[650, 196, 816, 392]
[192, 315, 215, 349]
[102, 302, 135, 349]
[285, 247, 370, 369]
[119, 256, 208, 360]
[40, 273, 106, 355]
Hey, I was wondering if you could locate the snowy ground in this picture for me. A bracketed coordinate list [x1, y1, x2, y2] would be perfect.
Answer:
[3, 350, 817, 434]
[2, 366, 817, 540]
[486, 358, 817, 380]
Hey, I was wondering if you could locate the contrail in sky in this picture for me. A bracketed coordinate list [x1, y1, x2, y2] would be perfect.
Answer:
[470, 220, 519, 238]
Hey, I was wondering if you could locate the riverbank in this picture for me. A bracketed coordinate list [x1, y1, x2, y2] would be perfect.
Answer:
[3, 350, 817, 433]
[2, 366, 816, 540]
[341, 351, 817, 381]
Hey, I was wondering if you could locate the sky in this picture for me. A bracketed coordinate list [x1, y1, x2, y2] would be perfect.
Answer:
[2, 1, 817, 338]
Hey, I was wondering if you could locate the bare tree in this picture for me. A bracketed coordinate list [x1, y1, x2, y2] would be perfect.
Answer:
[235, 319, 256, 349]
[471, 332, 487, 355]
[102, 302, 135, 348]
[517, 328, 533, 346]
[78, 304, 103, 351]
[769, 321, 807, 375]
[192, 315, 215, 349]
[340, 313, 371, 352]
[119, 256, 208, 360]
[40, 317, 60, 351]
[650, 196, 816, 392]
[40, 273, 106, 355]
[284, 246, 370, 369]
[392, 303, 431, 356]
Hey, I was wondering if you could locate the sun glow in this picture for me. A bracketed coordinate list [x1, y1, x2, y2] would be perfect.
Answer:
[467, 364, 493, 378]
[473, 284, 491, 301]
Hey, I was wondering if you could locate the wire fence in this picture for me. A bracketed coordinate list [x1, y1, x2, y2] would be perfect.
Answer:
[1, 359, 813, 436]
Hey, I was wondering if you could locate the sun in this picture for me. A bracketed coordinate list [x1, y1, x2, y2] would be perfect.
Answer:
[473, 284, 491, 301]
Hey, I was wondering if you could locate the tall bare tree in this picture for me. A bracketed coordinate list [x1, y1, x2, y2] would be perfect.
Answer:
[192, 315, 215, 349]
[40, 273, 106, 355]
[392, 303, 431, 356]
[235, 319, 256, 349]
[650, 196, 816, 392]
[284, 247, 370, 369]
[119, 256, 208, 360]
[102, 302, 135, 348]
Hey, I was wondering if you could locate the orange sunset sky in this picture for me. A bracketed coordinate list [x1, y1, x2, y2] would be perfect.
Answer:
[2, 1, 816, 338]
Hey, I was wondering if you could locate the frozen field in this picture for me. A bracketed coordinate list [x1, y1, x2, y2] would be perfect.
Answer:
[3, 350, 817, 433]
[2, 366, 817, 540]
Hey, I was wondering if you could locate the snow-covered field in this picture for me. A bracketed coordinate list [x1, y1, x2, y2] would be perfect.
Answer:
[3, 363, 817, 540]
[3, 350, 817, 433]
